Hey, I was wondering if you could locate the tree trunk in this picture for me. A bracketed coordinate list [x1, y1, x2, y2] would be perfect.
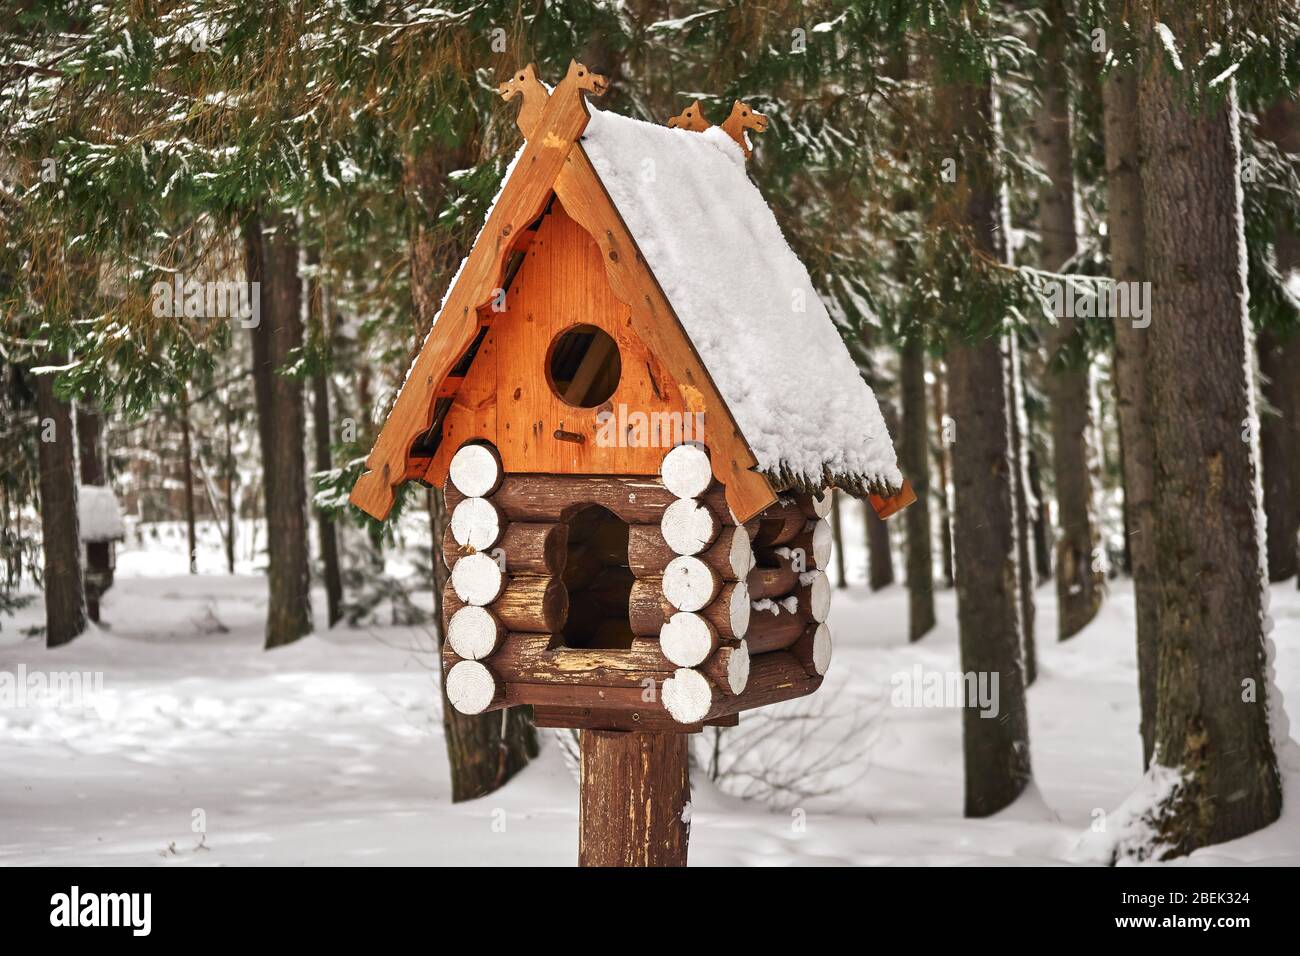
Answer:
[306, 249, 343, 626]
[579, 730, 689, 866]
[1036, 0, 1104, 641]
[932, 363, 955, 588]
[75, 404, 110, 622]
[178, 386, 198, 575]
[935, 65, 1031, 818]
[407, 132, 538, 795]
[245, 213, 313, 649]
[34, 363, 86, 646]
[223, 393, 236, 575]
[900, 340, 935, 639]
[1005, 336, 1037, 683]
[1134, 5, 1281, 856]
[1027, 448, 1052, 581]
[1103, 59, 1159, 768]
[1256, 98, 1300, 583]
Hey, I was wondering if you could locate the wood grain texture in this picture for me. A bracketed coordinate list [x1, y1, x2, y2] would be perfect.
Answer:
[579, 730, 689, 866]
[424, 202, 692, 479]
[349, 67, 598, 519]
[553, 146, 776, 522]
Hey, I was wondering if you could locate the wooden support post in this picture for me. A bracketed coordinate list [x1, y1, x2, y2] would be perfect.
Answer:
[579, 729, 690, 867]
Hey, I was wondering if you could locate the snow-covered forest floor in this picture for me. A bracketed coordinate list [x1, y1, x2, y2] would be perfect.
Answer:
[3, 517, 1298, 866]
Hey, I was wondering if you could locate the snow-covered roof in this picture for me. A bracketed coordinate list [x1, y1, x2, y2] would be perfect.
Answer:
[581, 107, 901, 494]
[78, 485, 126, 542]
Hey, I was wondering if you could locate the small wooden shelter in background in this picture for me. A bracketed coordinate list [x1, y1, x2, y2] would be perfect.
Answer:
[351, 60, 912, 866]
[77, 484, 125, 621]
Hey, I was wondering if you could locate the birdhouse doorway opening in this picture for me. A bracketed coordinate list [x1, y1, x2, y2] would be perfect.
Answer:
[557, 504, 634, 650]
[547, 324, 621, 408]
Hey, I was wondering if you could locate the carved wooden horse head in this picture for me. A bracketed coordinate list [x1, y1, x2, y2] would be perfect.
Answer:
[499, 61, 606, 139]
[667, 100, 711, 132]
[721, 100, 768, 158]
[498, 63, 550, 138]
[564, 59, 609, 97]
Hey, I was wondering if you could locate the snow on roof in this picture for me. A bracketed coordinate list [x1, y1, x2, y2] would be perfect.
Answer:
[581, 107, 901, 494]
[78, 485, 126, 542]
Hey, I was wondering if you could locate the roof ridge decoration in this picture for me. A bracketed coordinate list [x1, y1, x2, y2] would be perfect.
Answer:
[350, 62, 907, 525]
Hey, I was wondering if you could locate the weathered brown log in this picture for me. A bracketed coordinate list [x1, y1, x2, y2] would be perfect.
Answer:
[663, 555, 721, 611]
[446, 605, 506, 659]
[579, 730, 690, 867]
[444, 575, 567, 633]
[447, 632, 745, 692]
[752, 511, 807, 547]
[628, 524, 752, 580]
[448, 442, 504, 498]
[797, 571, 832, 622]
[446, 475, 734, 525]
[796, 490, 832, 520]
[744, 604, 808, 654]
[790, 622, 832, 676]
[630, 577, 750, 639]
[445, 660, 505, 715]
[747, 562, 798, 600]
[443, 521, 568, 574]
[705, 650, 822, 719]
[782, 519, 833, 571]
[533, 705, 737, 733]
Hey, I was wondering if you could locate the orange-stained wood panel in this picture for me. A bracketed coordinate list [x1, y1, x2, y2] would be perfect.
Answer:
[426, 201, 694, 482]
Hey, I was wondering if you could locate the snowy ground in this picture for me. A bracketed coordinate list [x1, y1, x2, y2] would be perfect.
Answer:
[2, 519, 1298, 866]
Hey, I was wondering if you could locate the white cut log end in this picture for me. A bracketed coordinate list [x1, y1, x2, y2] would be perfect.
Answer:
[446, 660, 497, 715]
[661, 444, 713, 498]
[450, 496, 502, 550]
[810, 488, 833, 518]
[660, 611, 717, 667]
[448, 443, 502, 498]
[812, 623, 832, 676]
[451, 551, 505, 606]
[447, 606, 501, 660]
[660, 498, 719, 556]
[663, 555, 721, 612]
[726, 642, 750, 695]
[809, 571, 831, 623]
[812, 518, 833, 569]
[730, 581, 752, 638]
[728, 526, 754, 578]
[662, 668, 714, 724]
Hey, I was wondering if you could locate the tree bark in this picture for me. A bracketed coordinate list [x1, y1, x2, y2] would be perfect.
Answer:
[1256, 98, 1300, 583]
[1005, 336, 1036, 683]
[75, 404, 110, 622]
[34, 363, 86, 646]
[1036, 0, 1104, 640]
[1027, 447, 1052, 581]
[935, 65, 1031, 818]
[1103, 59, 1159, 768]
[223, 392, 236, 575]
[932, 363, 955, 588]
[865, 403, 897, 591]
[579, 730, 689, 867]
[1135, 4, 1281, 856]
[306, 248, 343, 625]
[244, 213, 313, 649]
[900, 340, 935, 639]
[178, 387, 198, 575]
[407, 139, 538, 798]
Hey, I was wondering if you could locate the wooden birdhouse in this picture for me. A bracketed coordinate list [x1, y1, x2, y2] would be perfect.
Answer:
[350, 60, 912, 865]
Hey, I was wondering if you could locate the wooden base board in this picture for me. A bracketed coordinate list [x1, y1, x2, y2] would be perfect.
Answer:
[533, 705, 738, 733]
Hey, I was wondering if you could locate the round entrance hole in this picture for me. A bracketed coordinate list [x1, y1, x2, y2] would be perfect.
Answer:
[546, 324, 621, 408]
